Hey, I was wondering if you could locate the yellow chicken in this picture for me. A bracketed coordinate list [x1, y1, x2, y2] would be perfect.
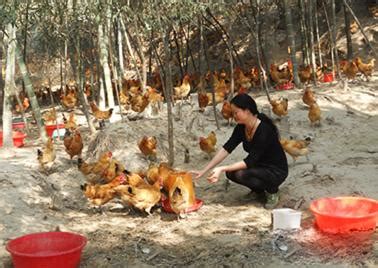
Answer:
[270, 97, 288, 118]
[308, 102, 321, 126]
[37, 137, 56, 172]
[280, 138, 311, 165]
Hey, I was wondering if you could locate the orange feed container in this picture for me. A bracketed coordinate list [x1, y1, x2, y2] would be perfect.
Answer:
[45, 124, 65, 137]
[0, 131, 27, 147]
[310, 196, 378, 234]
[6, 231, 87, 268]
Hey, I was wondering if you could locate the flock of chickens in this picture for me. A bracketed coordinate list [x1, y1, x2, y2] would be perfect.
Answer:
[33, 54, 375, 216]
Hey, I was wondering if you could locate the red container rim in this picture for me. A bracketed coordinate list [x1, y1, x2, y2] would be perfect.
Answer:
[310, 196, 378, 219]
[6, 231, 87, 258]
[0, 131, 27, 139]
[162, 197, 203, 214]
[45, 123, 65, 129]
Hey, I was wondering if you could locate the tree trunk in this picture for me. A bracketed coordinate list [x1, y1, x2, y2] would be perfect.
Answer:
[322, 0, 336, 78]
[132, 17, 147, 90]
[299, 0, 310, 65]
[21, 0, 30, 94]
[16, 44, 48, 142]
[343, 3, 353, 60]
[75, 36, 96, 134]
[162, 29, 175, 166]
[314, 1, 323, 67]
[308, 0, 318, 84]
[283, 0, 301, 86]
[98, 21, 115, 108]
[331, 0, 342, 79]
[2, 23, 17, 149]
[117, 17, 125, 79]
[173, 27, 184, 79]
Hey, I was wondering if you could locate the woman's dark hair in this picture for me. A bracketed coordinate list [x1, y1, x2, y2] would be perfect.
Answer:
[230, 93, 279, 137]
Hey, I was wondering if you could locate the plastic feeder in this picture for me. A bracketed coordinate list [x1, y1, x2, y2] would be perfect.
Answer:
[275, 81, 294, 91]
[45, 124, 65, 137]
[6, 231, 87, 268]
[162, 197, 203, 214]
[0, 131, 27, 148]
[310, 196, 378, 234]
[12, 122, 26, 130]
[323, 73, 334, 83]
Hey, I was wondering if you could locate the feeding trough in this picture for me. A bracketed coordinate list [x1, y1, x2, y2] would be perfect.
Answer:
[162, 197, 203, 214]
[0, 131, 27, 147]
[275, 81, 294, 91]
[45, 123, 65, 137]
[310, 196, 378, 234]
[6, 231, 87, 268]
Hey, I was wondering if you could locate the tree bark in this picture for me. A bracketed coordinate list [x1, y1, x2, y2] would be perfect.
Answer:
[322, 0, 336, 78]
[314, 1, 323, 67]
[2, 23, 17, 149]
[162, 29, 175, 166]
[331, 0, 342, 79]
[308, 0, 318, 84]
[299, 0, 310, 65]
[117, 17, 125, 79]
[283, 0, 301, 86]
[343, 3, 353, 60]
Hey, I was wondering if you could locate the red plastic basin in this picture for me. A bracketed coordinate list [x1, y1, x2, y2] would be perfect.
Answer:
[162, 196, 203, 214]
[275, 81, 294, 91]
[310, 196, 378, 234]
[0, 131, 27, 147]
[323, 72, 334, 83]
[12, 122, 26, 130]
[45, 124, 65, 137]
[6, 231, 87, 268]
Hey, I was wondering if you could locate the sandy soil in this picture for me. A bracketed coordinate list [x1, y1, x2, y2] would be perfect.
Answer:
[0, 76, 377, 267]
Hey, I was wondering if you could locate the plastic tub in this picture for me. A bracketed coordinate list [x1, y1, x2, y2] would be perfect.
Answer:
[272, 208, 302, 230]
[45, 124, 65, 137]
[275, 81, 294, 91]
[323, 72, 334, 83]
[12, 122, 26, 130]
[310, 196, 378, 234]
[6, 231, 87, 268]
[0, 131, 27, 147]
[162, 197, 203, 214]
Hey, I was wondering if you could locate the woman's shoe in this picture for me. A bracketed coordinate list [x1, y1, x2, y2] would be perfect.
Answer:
[242, 191, 265, 201]
[264, 192, 279, 209]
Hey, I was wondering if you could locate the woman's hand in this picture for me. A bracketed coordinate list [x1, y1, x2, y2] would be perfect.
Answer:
[190, 170, 206, 180]
[207, 167, 224, 183]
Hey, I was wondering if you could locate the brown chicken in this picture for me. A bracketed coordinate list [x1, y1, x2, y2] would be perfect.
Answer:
[63, 112, 77, 130]
[280, 137, 311, 165]
[138, 136, 157, 159]
[130, 93, 149, 113]
[90, 101, 113, 128]
[298, 65, 312, 84]
[198, 90, 210, 112]
[15, 96, 30, 114]
[42, 107, 57, 125]
[221, 100, 233, 125]
[61, 88, 77, 109]
[302, 87, 316, 106]
[270, 64, 292, 85]
[174, 74, 191, 100]
[199, 131, 217, 158]
[145, 162, 174, 186]
[308, 102, 321, 127]
[78, 152, 113, 183]
[354, 57, 376, 81]
[270, 97, 288, 118]
[115, 179, 162, 215]
[146, 87, 164, 113]
[342, 60, 359, 80]
[37, 137, 56, 172]
[64, 129, 83, 160]
[164, 171, 196, 215]
[81, 172, 127, 207]
[235, 67, 252, 89]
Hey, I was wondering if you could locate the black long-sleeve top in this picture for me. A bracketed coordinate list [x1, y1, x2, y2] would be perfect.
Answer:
[223, 121, 288, 174]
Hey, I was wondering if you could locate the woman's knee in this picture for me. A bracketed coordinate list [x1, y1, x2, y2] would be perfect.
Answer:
[225, 171, 236, 180]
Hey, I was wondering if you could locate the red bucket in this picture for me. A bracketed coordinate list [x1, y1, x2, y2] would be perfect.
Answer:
[310, 196, 378, 234]
[6, 231, 87, 268]
[45, 124, 65, 137]
[12, 122, 26, 130]
[0, 131, 27, 147]
[323, 72, 334, 83]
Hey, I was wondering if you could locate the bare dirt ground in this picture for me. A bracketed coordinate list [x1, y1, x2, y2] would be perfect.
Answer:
[1, 75, 378, 267]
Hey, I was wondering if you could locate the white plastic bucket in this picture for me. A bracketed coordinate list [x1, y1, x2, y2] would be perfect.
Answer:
[272, 208, 302, 230]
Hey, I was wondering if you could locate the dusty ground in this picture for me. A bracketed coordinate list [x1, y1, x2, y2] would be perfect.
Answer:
[0, 75, 378, 267]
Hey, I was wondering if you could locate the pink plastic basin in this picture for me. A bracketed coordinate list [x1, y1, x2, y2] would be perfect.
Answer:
[45, 124, 65, 137]
[6, 231, 87, 268]
[310, 196, 378, 234]
[0, 131, 27, 147]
